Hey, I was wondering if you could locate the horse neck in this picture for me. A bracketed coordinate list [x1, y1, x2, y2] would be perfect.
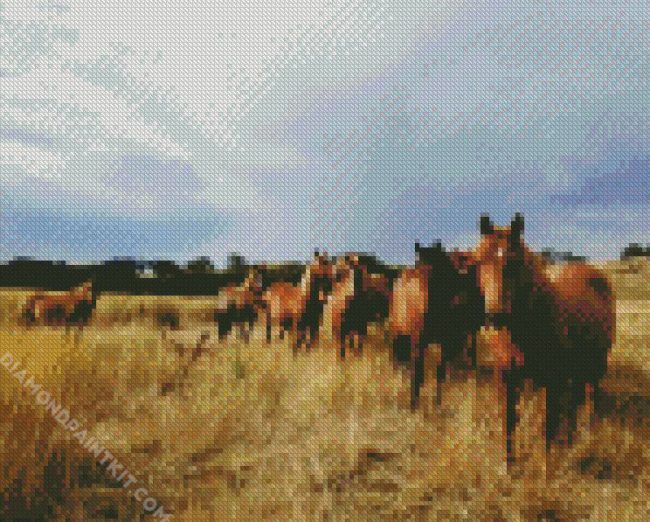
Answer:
[426, 255, 456, 299]
[512, 244, 559, 320]
[71, 285, 85, 299]
[353, 265, 365, 294]
[336, 265, 355, 296]
[520, 245, 552, 293]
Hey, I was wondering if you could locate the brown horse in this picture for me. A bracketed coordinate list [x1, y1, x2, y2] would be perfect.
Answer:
[472, 213, 615, 461]
[388, 242, 482, 410]
[23, 281, 97, 327]
[327, 254, 391, 358]
[449, 249, 484, 367]
[213, 268, 263, 342]
[262, 252, 333, 351]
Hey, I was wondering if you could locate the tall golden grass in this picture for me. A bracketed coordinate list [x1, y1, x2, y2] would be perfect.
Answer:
[1, 261, 649, 519]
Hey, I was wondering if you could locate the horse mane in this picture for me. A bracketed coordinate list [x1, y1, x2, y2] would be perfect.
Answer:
[518, 242, 557, 302]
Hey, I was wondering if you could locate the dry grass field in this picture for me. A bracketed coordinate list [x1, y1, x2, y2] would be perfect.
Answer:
[1, 259, 650, 520]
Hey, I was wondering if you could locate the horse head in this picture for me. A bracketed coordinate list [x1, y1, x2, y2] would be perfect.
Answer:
[304, 250, 334, 302]
[473, 213, 525, 327]
[74, 280, 96, 305]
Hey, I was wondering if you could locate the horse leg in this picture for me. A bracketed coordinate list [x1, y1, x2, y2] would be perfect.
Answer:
[392, 335, 410, 367]
[216, 317, 225, 341]
[245, 313, 254, 344]
[505, 358, 521, 467]
[304, 320, 315, 350]
[593, 381, 602, 417]
[266, 309, 273, 343]
[225, 318, 234, 341]
[587, 381, 602, 429]
[545, 381, 561, 450]
[239, 321, 247, 343]
[468, 332, 477, 369]
[356, 325, 367, 356]
[292, 319, 301, 355]
[436, 355, 446, 407]
[310, 324, 319, 349]
[437, 335, 460, 406]
[567, 379, 585, 446]
[410, 335, 424, 411]
[338, 327, 346, 360]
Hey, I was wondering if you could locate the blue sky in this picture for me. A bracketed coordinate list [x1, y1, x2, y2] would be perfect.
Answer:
[1, 1, 649, 265]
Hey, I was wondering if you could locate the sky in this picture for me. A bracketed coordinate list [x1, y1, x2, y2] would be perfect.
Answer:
[1, 0, 649, 265]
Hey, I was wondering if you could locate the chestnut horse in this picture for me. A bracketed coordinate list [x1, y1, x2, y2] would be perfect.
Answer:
[24, 281, 97, 327]
[472, 214, 615, 461]
[388, 242, 482, 410]
[328, 255, 391, 358]
[262, 252, 333, 351]
[213, 268, 263, 342]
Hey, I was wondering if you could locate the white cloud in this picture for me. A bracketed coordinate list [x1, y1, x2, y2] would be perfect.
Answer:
[0, 1, 67, 21]
[0, 140, 63, 180]
[3, 68, 190, 158]
[2, 0, 460, 209]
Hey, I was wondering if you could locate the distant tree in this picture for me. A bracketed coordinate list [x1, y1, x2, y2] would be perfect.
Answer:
[540, 248, 586, 264]
[227, 253, 247, 271]
[187, 256, 214, 274]
[153, 260, 181, 279]
[621, 243, 650, 259]
[135, 260, 155, 275]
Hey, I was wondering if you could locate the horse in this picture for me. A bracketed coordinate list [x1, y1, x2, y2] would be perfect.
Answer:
[23, 280, 97, 327]
[213, 268, 264, 342]
[365, 271, 391, 323]
[472, 213, 615, 462]
[388, 242, 481, 410]
[448, 249, 485, 367]
[327, 254, 391, 358]
[262, 252, 333, 351]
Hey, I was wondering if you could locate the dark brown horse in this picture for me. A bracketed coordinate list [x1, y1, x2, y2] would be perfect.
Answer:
[327, 254, 392, 358]
[262, 252, 333, 351]
[472, 213, 615, 461]
[388, 242, 482, 410]
[213, 268, 263, 342]
[23, 281, 97, 327]
[448, 249, 484, 367]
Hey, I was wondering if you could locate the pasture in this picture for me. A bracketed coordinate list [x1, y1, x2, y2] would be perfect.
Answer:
[1, 259, 650, 520]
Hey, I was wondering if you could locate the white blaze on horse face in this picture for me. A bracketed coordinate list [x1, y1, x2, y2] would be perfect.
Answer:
[480, 262, 506, 315]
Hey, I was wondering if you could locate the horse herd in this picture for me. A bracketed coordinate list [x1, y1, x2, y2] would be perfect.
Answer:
[21, 214, 616, 462]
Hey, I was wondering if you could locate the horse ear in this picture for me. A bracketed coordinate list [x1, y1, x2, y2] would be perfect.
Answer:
[511, 213, 524, 236]
[480, 215, 493, 235]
